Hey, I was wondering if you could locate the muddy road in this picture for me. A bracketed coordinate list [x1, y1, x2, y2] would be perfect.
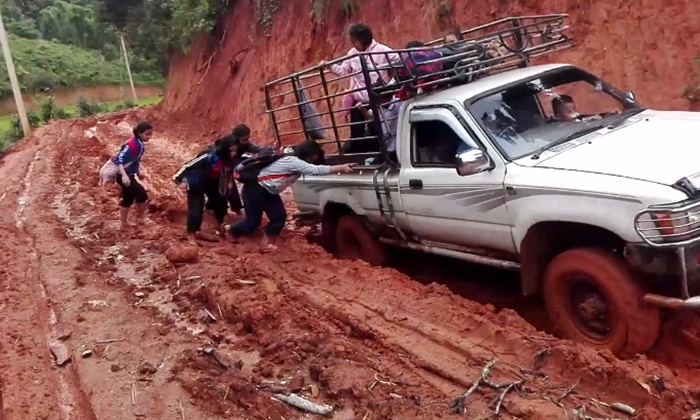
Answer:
[0, 113, 699, 419]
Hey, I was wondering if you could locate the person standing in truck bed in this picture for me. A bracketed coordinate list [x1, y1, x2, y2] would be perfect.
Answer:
[320, 23, 399, 153]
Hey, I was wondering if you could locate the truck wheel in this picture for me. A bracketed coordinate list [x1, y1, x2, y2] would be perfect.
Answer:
[542, 247, 660, 358]
[335, 215, 387, 266]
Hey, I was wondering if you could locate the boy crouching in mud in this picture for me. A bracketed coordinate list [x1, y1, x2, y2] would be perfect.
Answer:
[223, 140, 354, 252]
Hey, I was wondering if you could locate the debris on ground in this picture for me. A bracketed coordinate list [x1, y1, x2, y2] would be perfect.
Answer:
[2, 117, 700, 419]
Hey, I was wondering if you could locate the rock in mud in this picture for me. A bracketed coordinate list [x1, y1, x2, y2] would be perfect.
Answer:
[165, 245, 198, 264]
[49, 341, 71, 366]
[138, 362, 158, 375]
[104, 346, 120, 361]
[110, 363, 121, 372]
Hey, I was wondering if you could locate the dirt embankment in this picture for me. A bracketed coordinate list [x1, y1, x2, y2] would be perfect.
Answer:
[0, 110, 700, 418]
[163, 0, 700, 139]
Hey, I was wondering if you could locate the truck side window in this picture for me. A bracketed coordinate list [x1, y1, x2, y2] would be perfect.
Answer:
[412, 120, 474, 166]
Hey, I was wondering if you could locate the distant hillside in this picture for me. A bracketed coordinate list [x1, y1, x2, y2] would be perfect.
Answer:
[0, 36, 163, 99]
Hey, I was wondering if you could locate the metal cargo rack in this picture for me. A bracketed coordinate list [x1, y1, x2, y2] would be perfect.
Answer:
[263, 14, 572, 162]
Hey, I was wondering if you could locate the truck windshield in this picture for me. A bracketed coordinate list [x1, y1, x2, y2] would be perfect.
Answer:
[468, 67, 642, 160]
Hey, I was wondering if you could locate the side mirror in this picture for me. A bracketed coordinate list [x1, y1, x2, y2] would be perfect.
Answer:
[456, 149, 491, 176]
[625, 91, 635, 101]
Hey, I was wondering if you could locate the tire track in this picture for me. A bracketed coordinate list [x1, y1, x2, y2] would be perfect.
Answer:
[12, 127, 98, 420]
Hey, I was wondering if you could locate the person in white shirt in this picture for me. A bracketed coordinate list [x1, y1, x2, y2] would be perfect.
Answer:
[319, 24, 400, 153]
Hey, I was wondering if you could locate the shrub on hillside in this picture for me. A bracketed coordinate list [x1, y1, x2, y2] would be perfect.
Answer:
[113, 100, 138, 111]
[38, 96, 59, 122]
[76, 97, 105, 117]
[0, 111, 41, 150]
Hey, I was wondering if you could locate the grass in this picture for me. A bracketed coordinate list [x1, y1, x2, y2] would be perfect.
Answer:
[0, 96, 163, 131]
[0, 36, 164, 100]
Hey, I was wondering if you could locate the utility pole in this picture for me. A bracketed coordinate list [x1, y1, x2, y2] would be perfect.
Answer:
[0, 11, 30, 137]
[120, 35, 138, 102]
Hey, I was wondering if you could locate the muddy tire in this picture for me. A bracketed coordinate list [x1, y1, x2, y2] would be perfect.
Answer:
[542, 247, 660, 358]
[335, 215, 387, 266]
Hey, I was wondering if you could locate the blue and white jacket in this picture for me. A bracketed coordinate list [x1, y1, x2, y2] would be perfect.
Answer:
[111, 137, 145, 176]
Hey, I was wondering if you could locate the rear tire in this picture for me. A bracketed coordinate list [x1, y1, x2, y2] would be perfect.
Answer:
[542, 247, 660, 358]
[335, 215, 387, 266]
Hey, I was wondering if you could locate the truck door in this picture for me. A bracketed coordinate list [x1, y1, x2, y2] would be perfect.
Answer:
[398, 105, 514, 253]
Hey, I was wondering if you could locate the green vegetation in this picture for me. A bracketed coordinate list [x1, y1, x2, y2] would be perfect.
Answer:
[0, 96, 162, 150]
[0, 36, 162, 99]
[0, 1, 164, 100]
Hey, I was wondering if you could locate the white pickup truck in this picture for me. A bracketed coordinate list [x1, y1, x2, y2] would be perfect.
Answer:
[264, 16, 700, 357]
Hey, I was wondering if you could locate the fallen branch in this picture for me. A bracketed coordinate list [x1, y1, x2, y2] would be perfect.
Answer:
[449, 359, 496, 414]
[449, 359, 525, 417]
[203, 308, 217, 322]
[177, 398, 185, 420]
[555, 378, 581, 404]
[131, 382, 137, 405]
[492, 381, 522, 416]
[272, 393, 333, 416]
[590, 399, 636, 416]
[367, 373, 396, 395]
[96, 338, 125, 344]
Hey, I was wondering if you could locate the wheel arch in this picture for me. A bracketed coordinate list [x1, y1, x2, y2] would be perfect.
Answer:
[519, 221, 626, 296]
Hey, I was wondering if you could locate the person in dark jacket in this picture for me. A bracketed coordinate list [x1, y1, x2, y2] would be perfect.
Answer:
[224, 140, 353, 252]
[225, 124, 262, 213]
[113, 121, 153, 229]
[172, 135, 239, 241]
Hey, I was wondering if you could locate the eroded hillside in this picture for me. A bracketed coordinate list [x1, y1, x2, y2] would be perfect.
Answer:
[163, 0, 700, 139]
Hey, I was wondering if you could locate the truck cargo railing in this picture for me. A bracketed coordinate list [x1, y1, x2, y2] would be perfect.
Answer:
[263, 14, 572, 160]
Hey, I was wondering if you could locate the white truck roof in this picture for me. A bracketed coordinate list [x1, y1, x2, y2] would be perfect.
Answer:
[410, 63, 572, 106]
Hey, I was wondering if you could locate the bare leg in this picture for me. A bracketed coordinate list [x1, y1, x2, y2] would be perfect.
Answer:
[119, 207, 129, 229]
[136, 202, 148, 224]
[261, 235, 279, 252]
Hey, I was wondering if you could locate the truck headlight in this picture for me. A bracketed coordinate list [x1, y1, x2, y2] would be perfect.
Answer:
[650, 211, 699, 236]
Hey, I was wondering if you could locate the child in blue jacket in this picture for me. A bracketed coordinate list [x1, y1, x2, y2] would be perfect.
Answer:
[113, 121, 153, 229]
[172, 135, 239, 241]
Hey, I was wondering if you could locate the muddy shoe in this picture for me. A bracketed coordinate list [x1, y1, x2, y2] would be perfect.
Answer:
[221, 224, 239, 244]
[195, 231, 220, 242]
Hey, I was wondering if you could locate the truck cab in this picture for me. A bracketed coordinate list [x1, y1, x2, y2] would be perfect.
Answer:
[263, 15, 700, 357]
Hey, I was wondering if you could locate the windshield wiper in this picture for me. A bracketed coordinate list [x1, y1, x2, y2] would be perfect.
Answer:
[531, 123, 606, 160]
[606, 107, 645, 129]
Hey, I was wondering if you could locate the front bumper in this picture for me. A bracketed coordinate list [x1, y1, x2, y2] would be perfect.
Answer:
[633, 202, 700, 309]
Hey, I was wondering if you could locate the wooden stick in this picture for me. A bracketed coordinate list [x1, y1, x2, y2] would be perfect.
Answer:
[203, 308, 217, 322]
[95, 338, 125, 344]
[178, 398, 185, 419]
[272, 393, 333, 416]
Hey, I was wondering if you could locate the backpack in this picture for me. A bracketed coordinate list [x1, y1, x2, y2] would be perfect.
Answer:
[397, 49, 443, 81]
[234, 151, 291, 184]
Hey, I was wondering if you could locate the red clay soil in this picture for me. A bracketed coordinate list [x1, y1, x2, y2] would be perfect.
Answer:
[1, 110, 700, 419]
[164, 0, 700, 139]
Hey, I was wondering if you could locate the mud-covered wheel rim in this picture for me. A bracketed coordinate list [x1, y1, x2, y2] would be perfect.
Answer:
[565, 275, 615, 343]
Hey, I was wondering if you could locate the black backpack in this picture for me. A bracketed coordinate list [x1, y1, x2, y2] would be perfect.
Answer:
[234, 151, 291, 184]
